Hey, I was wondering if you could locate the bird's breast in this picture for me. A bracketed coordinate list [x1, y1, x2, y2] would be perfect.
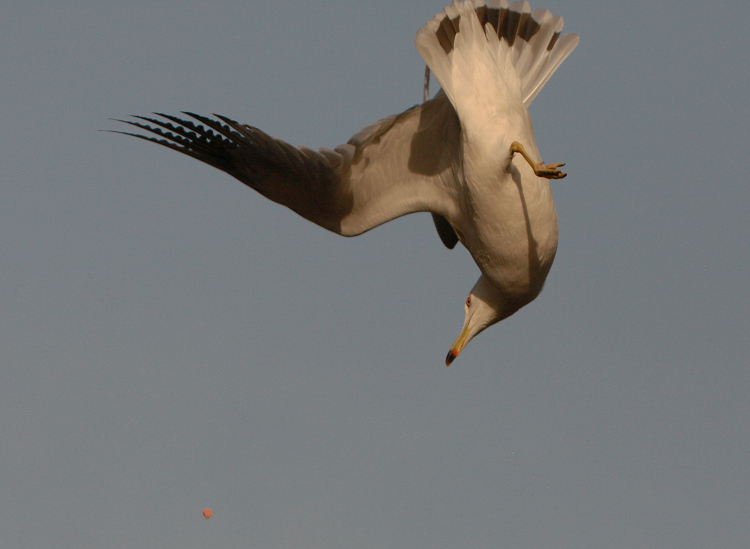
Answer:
[461, 165, 558, 303]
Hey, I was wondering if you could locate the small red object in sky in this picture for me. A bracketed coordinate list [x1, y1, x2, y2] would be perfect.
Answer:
[202, 508, 213, 519]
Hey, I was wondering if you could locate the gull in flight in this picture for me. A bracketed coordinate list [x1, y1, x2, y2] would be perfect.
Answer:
[114, 0, 578, 365]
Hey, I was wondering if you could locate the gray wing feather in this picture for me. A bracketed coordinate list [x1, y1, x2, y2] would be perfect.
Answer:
[113, 91, 462, 241]
[431, 213, 459, 249]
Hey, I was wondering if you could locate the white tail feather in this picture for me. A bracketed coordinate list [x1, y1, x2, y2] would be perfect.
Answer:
[415, 0, 578, 109]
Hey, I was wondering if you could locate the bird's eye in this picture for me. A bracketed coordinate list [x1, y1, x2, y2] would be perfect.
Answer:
[465, 296, 472, 308]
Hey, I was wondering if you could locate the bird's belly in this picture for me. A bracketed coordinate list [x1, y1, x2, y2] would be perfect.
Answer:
[466, 189, 558, 303]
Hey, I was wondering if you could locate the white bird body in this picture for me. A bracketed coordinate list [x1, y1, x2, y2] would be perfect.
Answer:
[415, 0, 573, 361]
[114, 0, 578, 365]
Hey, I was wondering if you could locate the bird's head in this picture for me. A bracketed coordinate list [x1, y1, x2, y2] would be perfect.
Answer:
[445, 275, 513, 366]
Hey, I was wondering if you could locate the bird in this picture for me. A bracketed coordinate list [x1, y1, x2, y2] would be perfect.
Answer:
[113, 0, 579, 366]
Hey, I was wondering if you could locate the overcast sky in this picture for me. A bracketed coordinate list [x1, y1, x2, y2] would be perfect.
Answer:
[2, 1, 749, 548]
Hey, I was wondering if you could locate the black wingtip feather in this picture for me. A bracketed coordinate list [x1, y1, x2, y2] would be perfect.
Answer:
[108, 112, 345, 232]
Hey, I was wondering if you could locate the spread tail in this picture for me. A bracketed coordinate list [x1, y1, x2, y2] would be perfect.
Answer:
[415, 0, 579, 109]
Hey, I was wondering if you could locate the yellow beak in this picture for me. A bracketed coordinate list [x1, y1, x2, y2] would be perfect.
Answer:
[445, 320, 472, 366]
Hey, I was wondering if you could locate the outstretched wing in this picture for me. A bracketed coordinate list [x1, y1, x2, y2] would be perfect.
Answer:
[113, 91, 462, 238]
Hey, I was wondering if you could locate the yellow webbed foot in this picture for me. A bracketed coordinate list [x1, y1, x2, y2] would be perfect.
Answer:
[510, 142, 567, 180]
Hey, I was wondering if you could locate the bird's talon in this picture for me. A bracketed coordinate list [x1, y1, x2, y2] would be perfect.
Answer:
[535, 163, 567, 179]
[510, 142, 567, 180]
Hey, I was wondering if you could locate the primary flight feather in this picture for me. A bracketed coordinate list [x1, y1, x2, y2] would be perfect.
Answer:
[114, 0, 579, 365]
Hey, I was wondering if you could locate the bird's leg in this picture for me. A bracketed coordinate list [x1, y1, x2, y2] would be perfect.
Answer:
[510, 141, 567, 180]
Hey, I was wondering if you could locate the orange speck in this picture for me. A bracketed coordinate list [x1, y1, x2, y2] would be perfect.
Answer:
[202, 508, 213, 519]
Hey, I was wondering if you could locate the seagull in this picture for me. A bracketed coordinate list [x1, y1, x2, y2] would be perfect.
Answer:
[113, 0, 578, 365]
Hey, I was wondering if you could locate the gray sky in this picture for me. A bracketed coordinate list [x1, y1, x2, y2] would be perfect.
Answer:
[2, 1, 749, 548]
